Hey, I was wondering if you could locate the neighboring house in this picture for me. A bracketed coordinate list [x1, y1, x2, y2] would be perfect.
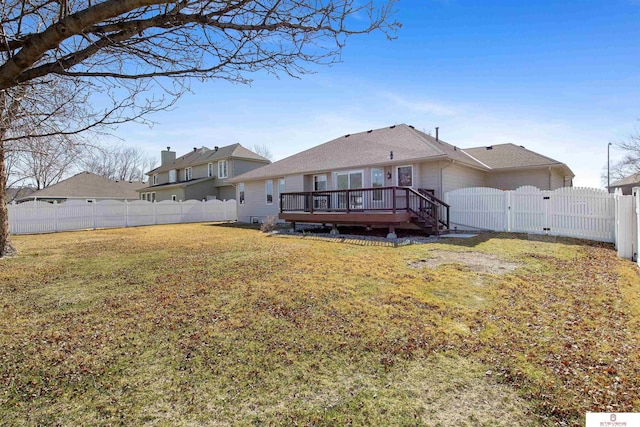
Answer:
[16, 172, 146, 203]
[6, 186, 35, 203]
[609, 172, 640, 195]
[137, 144, 270, 202]
[228, 124, 574, 234]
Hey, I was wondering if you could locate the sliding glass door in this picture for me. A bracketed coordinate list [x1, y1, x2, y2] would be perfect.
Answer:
[335, 171, 363, 210]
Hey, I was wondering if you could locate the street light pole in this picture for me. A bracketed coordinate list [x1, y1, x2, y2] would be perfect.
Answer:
[607, 142, 612, 193]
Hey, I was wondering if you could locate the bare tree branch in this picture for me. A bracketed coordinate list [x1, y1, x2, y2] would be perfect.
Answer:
[0, 0, 399, 257]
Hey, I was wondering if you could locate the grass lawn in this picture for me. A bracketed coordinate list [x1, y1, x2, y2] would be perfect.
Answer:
[1, 224, 639, 426]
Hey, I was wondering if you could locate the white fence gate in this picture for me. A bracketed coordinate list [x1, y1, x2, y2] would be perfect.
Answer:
[8, 199, 237, 235]
[445, 186, 616, 243]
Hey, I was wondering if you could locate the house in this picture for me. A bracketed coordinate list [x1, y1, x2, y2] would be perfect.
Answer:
[609, 172, 640, 195]
[16, 172, 146, 203]
[6, 186, 35, 203]
[228, 124, 574, 236]
[137, 144, 270, 202]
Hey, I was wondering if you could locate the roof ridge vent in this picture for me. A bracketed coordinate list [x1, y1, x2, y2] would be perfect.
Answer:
[367, 129, 373, 133]
[486, 146, 493, 150]
[408, 125, 414, 129]
[390, 125, 396, 129]
[345, 134, 350, 138]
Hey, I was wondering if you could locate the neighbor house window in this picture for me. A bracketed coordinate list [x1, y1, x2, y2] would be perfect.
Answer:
[208, 163, 214, 177]
[397, 165, 413, 187]
[152, 174, 158, 185]
[141, 193, 146, 201]
[185, 167, 192, 181]
[151, 192, 156, 202]
[265, 180, 273, 204]
[169, 169, 177, 183]
[278, 178, 285, 195]
[171, 195, 177, 201]
[218, 160, 228, 178]
[239, 183, 245, 205]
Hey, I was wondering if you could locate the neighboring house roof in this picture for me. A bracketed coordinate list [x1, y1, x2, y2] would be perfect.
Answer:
[229, 124, 574, 183]
[149, 143, 269, 175]
[17, 172, 146, 202]
[610, 172, 640, 188]
[6, 186, 36, 202]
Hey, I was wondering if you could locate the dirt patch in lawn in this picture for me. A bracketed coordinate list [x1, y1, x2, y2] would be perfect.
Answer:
[409, 250, 522, 274]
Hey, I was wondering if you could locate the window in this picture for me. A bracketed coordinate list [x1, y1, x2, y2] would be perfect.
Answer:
[278, 178, 285, 195]
[185, 167, 192, 181]
[313, 175, 327, 191]
[397, 165, 413, 187]
[151, 192, 156, 202]
[239, 183, 245, 205]
[218, 160, 228, 178]
[335, 171, 363, 190]
[141, 193, 145, 201]
[265, 180, 273, 204]
[171, 195, 177, 201]
[208, 163, 214, 177]
[169, 169, 177, 183]
[372, 168, 384, 201]
[152, 174, 158, 185]
[335, 171, 363, 210]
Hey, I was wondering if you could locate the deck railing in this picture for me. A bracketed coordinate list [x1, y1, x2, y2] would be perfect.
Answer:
[280, 186, 450, 230]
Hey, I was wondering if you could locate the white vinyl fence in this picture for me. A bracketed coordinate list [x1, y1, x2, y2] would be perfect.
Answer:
[445, 186, 616, 242]
[445, 186, 640, 265]
[8, 199, 237, 235]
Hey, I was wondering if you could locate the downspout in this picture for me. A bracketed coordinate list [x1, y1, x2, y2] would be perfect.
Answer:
[439, 160, 454, 199]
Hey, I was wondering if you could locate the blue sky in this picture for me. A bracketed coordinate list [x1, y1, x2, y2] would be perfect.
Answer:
[116, 0, 640, 188]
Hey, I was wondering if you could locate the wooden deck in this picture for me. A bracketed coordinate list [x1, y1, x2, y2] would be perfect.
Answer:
[279, 211, 413, 226]
[279, 186, 450, 235]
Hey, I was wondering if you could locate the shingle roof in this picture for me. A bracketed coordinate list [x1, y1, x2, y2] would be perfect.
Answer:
[229, 125, 575, 183]
[228, 124, 487, 182]
[463, 143, 565, 170]
[610, 172, 640, 187]
[18, 172, 146, 201]
[149, 143, 269, 175]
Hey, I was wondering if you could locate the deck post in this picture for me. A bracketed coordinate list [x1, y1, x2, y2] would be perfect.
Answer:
[330, 224, 339, 235]
[309, 192, 314, 214]
[433, 205, 439, 235]
[290, 221, 296, 233]
[392, 187, 396, 213]
[406, 188, 409, 211]
[346, 189, 350, 213]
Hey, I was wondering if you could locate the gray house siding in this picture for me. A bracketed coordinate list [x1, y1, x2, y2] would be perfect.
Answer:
[442, 163, 486, 195]
[217, 185, 236, 201]
[237, 180, 280, 222]
[154, 187, 186, 202]
[417, 161, 443, 195]
[233, 159, 266, 178]
[184, 180, 215, 200]
[486, 169, 550, 190]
